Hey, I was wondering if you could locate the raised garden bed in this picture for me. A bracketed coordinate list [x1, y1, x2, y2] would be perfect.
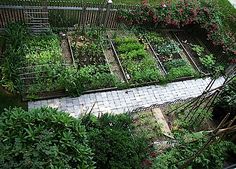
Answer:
[14, 34, 70, 100]
[173, 31, 212, 75]
[111, 31, 163, 84]
[67, 29, 119, 92]
[145, 31, 197, 81]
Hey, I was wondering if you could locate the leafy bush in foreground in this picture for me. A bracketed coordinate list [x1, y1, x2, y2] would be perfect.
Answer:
[81, 113, 148, 169]
[0, 107, 94, 169]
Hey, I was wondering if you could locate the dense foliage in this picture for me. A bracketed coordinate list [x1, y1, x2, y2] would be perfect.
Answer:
[0, 107, 94, 169]
[81, 113, 148, 169]
[117, 0, 236, 63]
[151, 131, 236, 169]
[114, 35, 162, 83]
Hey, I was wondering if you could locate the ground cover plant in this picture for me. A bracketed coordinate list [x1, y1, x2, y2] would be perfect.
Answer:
[141, 101, 236, 169]
[145, 32, 196, 80]
[151, 131, 236, 169]
[113, 34, 162, 84]
[0, 107, 95, 169]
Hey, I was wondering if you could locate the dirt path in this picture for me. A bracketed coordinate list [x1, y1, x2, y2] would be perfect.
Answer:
[61, 39, 72, 64]
[104, 49, 125, 82]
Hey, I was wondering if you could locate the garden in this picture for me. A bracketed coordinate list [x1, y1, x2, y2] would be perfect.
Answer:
[0, 0, 235, 168]
[0, 23, 226, 100]
[1, 0, 235, 100]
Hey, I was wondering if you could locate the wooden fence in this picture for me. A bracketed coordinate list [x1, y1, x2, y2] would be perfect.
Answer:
[0, 0, 139, 31]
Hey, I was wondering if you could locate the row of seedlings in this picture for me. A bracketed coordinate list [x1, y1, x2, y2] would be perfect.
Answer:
[110, 31, 163, 85]
[68, 28, 118, 92]
[173, 31, 221, 75]
[144, 31, 197, 81]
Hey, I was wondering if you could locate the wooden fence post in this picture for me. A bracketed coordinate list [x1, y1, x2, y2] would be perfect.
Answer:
[103, 0, 112, 28]
[82, 4, 86, 33]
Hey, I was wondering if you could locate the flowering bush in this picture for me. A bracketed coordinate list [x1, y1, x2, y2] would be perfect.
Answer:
[117, 0, 236, 63]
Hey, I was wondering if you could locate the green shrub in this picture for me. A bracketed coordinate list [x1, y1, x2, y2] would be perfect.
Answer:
[81, 113, 148, 169]
[0, 107, 95, 169]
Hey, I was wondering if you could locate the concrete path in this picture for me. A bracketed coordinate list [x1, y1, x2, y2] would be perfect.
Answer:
[28, 77, 224, 117]
[229, 0, 236, 8]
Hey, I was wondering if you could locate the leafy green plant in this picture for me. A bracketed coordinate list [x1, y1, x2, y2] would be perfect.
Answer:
[167, 66, 196, 80]
[59, 65, 118, 96]
[191, 44, 205, 56]
[72, 41, 105, 67]
[157, 40, 182, 58]
[164, 59, 196, 80]
[0, 107, 95, 169]
[146, 32, 182, 61]
[81, 113, 148, 169]
[164, 59, 187, 71]
[117, 42, 144, 53]
[199, 54, 216, 71]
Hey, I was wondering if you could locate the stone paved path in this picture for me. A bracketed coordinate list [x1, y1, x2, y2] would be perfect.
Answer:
[28, 77, 224, 117]
[229, 0, 236, 8]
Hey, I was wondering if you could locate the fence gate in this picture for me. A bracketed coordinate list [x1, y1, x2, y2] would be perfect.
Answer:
[23, 1, 50, 33]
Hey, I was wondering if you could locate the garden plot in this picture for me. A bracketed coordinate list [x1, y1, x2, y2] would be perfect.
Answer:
[15, 34, 69, 100]
[111, 31, 162, 84]
[145, 31, 197, 81]
[67, 30, 119, 91]
[173, 31, 213, 75]
[68, 30, 126, 83]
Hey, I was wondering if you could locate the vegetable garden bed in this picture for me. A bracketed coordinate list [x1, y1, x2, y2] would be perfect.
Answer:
[1, 24, 219, 101]
[173, 31, 212, 75]
[11, 33, 68, 100]
[145, 31, 198, 81]
[110, 31, 163, 85]
[67, 29, 119, 92]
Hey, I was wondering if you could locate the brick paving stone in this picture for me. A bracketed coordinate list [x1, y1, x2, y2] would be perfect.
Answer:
[29, 77, 224, 116]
